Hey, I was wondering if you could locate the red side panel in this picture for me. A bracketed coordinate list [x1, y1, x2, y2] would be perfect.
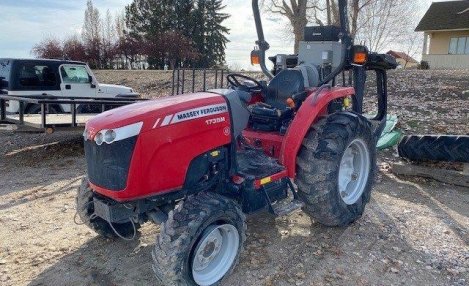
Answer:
[133, 112, 231, 198]
[242, 129, 284, 159]
[281, 87, 355, 177]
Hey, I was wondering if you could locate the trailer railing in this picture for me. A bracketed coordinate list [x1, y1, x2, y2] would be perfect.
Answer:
[0, 94, 146, 132]
[172, 68, 229, 95]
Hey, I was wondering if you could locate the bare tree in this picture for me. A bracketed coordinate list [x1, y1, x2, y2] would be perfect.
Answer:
[262, 0, 322, 53]
[349, 0, 374, 38]
[115, 12, 141, 69]
[311, 0, 373, 36]
[355, 0, 416, 52]
[262, 0, 373, 52]
[261, 0, 425, 59]
[102, 10, 117, 69]
[31, 37, 63, 59]
[63, 35, 87, 61]
[400, 26, 423, 68]
[82, 0, 102, 68]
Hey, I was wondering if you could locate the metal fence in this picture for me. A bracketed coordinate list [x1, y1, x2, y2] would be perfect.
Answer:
[172, 68, 229, 95]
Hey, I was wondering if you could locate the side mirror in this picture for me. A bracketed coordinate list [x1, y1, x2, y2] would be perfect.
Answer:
[89, 76, 96, 88]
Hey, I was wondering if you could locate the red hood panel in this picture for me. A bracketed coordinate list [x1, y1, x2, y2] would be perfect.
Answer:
[86, 92, 224, 133]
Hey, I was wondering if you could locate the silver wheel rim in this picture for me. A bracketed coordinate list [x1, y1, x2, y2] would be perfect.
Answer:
[192, 224, 239, 286]
[338, 138, 371, 205]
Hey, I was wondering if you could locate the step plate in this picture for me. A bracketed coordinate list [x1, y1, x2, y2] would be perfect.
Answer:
[272, 199, 304, 217]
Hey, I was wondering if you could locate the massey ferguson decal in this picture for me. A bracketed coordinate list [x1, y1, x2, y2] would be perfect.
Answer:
[153, 104, 228, 128]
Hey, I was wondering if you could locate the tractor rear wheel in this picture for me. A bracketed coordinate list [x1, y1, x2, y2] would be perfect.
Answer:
[152, 192, 246, 286]
[76, 178, 139, 239]
[296, 112, 376, 226]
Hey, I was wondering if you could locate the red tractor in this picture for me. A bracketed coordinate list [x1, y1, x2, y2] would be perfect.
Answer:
[76, 0, 397, 285]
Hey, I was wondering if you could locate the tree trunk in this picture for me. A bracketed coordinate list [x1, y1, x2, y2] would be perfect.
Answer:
[350, 0, 360, 38]
[293, 26, 303, 54]
[170, 59, 176, 70]
[330, 0, 340, 26]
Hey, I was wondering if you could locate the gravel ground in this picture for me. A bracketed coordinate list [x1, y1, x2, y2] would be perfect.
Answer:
[0, 70, 468, 286]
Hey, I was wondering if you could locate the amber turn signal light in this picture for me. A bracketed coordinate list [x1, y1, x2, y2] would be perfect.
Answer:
[352, 45, 369, 65]
[353, 52, 368, 65]
[286, 98, 296, 109]
[251, 50, 260, 65]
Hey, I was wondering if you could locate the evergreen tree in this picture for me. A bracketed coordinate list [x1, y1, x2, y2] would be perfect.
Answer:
[124, 0, 229, 68]
[125, 0, 174, 67]
[191, 0, 207, 66]
[199, 0, 229, 67]
[173, 0, 195, 36]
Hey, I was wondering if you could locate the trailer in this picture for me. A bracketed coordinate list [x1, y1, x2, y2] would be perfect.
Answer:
[0, 94, 146, 133]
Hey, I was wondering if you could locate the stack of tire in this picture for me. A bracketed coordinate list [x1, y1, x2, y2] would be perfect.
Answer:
[398, 135, 469, 163]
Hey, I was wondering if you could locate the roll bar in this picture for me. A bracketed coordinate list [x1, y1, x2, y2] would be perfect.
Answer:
[252, 0, 273, 79]
[251, 0, 353, 84]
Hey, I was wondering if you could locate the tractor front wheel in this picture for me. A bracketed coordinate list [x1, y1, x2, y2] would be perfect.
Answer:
[152, 192, 246, 286]
[296, 112, 376, 226]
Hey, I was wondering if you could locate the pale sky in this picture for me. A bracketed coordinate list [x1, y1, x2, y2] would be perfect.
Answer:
[0, 0, 441, 69]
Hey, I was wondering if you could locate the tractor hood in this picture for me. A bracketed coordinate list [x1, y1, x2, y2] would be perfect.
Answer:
[84, 92, 227, 139]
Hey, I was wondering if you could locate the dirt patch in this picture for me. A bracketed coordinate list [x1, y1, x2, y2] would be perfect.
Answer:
[1, 69, 468, 286]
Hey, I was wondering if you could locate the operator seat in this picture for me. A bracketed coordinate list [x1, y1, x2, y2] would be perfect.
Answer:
[264, 69, 305, 109]
[248, 69, 304, 133]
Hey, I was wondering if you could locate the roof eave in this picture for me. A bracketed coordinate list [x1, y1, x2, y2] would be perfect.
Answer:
[415, 27, 469, 32]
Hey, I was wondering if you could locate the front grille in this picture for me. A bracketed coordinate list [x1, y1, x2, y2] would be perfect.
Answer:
[85, 136, 138, 191]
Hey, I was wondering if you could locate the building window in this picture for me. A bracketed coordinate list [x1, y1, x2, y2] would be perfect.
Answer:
[449, 37, 469, 55]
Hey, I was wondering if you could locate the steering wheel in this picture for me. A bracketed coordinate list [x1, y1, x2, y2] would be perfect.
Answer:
[227, 73, 263, 92]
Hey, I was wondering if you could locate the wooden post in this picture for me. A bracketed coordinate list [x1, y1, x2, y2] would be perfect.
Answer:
[71, 103, 77, 127]
[0, 99, 6, 121]
[41, 103, 46, 128]
[19, 101, 24, 125]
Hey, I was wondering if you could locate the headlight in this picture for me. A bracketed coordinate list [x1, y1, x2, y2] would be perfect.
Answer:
[104, 130, 116, 143]
[95, 132, 104, 145]
[87, 122, 144, 145]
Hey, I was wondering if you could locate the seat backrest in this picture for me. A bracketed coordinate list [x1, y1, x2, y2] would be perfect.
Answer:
[265, 69, 304, 109]
[294, 64, 319, 88]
